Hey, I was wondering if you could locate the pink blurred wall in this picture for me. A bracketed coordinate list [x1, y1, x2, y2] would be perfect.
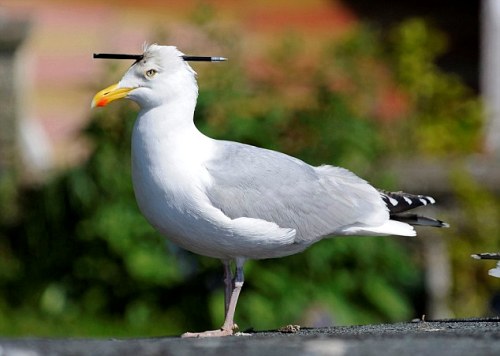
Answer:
[1, 0, 355, 168]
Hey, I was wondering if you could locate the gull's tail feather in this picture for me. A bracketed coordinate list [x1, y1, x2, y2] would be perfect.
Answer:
[338, 219, 416, 237]
[379, 190, 448, 228]
[390, 213, 449, 228]
[339, 190, 447, 237]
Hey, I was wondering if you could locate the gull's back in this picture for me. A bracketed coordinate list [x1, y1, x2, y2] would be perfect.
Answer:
[205, 140, 389, 244]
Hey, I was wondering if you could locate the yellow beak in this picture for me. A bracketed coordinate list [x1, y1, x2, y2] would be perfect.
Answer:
[91, 83, 134, 108]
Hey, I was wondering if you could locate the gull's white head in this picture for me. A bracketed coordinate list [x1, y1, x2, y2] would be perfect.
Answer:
[92, 44, 198, 109]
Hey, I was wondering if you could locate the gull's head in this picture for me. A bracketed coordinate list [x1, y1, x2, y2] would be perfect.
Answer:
[91, 44, 198, 109]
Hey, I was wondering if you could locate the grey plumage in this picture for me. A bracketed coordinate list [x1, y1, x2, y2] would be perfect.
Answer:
[205, 141, 390, 243]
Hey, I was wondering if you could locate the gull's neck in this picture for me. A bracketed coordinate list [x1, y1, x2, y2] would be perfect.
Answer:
[133, 97, 214, 164]
[138, 97, 203, 137]
[130, 96, 216, 231]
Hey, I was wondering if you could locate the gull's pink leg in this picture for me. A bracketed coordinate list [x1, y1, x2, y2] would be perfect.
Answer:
[182, 259, 245, 338]
[223, 260, 232, 316]
[221, 260, 243, 331]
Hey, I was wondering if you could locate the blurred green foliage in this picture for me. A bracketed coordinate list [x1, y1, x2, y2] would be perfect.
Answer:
[389, 19, 483, 156]
[0, 15, 493, 336]
[448, 170, 500, 317]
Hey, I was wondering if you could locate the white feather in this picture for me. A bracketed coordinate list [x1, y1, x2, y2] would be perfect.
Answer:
[337, 220, 416, 237]
[489, 262, 500, 278]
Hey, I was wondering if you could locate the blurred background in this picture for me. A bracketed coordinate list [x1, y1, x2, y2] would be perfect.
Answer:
[0, 0, 498, 336]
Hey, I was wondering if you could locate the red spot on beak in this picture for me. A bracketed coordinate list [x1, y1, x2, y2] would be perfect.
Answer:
[97, 98, 109, 107]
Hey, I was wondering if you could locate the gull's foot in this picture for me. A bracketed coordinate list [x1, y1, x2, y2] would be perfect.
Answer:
[181, 325, 237, 338]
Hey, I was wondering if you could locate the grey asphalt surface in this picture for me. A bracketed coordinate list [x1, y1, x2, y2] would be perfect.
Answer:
[1, 318, 500, 356]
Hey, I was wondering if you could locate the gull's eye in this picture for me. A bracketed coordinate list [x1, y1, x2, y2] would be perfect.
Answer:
[145, 69, 157, 78]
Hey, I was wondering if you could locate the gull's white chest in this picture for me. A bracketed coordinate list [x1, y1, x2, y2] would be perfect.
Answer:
[130, 112, 214, 239]
[129, 111, 299, 260]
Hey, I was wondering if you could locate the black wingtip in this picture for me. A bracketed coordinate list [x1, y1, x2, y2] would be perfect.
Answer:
[391, 213, 449, 228]
[380, 190, 437, 214]
[471, 253, 500, 260]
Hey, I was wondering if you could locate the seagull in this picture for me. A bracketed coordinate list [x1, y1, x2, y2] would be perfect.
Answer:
[91, 44, 448, 337]
[471, 253, 500, 278]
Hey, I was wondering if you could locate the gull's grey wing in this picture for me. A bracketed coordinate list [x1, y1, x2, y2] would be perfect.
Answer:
[204, 141, 388, 243]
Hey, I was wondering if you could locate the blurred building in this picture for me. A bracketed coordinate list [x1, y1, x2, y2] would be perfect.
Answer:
[0, 0, 356, 173]
[3, 0, 493, 168]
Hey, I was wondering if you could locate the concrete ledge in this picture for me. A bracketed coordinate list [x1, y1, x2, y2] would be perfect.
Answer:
[1, 318, 500, 356]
